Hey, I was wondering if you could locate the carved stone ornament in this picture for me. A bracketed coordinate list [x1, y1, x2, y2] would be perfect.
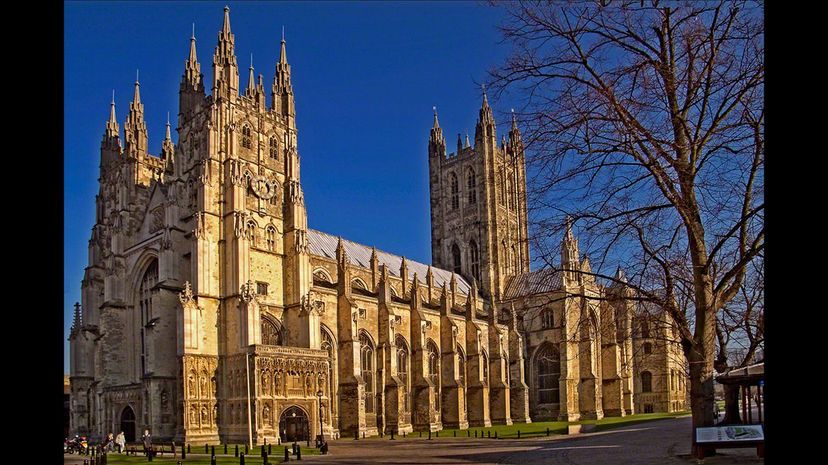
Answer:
[160, 228, 173, 250]
[300, 291, 325, 317]
[179, 281, 195, 306]
[294, 229, 309, 254]
[233, 211, 248, 238]
[240, 279, 257, 303]
[193, 212, 204, 238]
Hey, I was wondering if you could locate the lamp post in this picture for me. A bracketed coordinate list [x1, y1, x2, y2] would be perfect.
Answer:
[316, 390, 324, 448]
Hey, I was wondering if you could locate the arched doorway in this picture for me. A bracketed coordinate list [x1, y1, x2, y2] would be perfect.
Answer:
[120, 406, 136, 442]
[279, 406, 309, 443]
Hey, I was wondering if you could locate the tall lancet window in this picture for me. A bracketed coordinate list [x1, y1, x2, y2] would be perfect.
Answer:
[266, 226, 276, 251]
[269, 136, 279, 159]
[138, 260, 158, 377]
[396, 335, 410, 413]
[360, 332, 375, 414]
[261, 317, 282, 346]
[452, 244, 462, 275]
[470, 240, 480, 283]
[427, 340, 440, 412]
[467, 168, 477, 205]
[449, 172, 459, 210]
[242, 125, 252, 149]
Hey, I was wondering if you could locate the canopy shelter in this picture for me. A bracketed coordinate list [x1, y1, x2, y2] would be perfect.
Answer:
[716, 361, 764, 424]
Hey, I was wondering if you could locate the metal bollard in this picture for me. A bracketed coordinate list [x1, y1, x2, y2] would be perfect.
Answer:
[240, 453, 245, 465]
[474, 430, 477, 438]
[436, 431, 439, 438]
[390, 430, 395, 440]
[268, 443, 272, 455]
[235, 444, 239, 457]
[546, 427, 550, 436]
[285, 446, 290, 462]
[297, 447, 302, 461]
[428, 430, 432, 440]
[517, 430, 521, 439]
[494, 431, 498, 439]
[467, 430, 470, 437]
[188, 444, 191, 454]
[206, 443, 209, 454]
[245, 444, 249, 454]
[211, 455, 217, 465]
[419, 431, 422, 438]
[225, 443, 228, 455]
[354, 430, 359, 440]
[263, 450, 269, 465]
[454, 430, 456, 437]
[211, 445, 215, 457]
[362, 432, 365, 440]
[487, 431, 491, 438]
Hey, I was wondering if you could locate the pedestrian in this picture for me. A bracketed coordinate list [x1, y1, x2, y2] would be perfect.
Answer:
[106, 432, 115, 452]
[142, 429, 153, 460]
[115, 431, 126, 454]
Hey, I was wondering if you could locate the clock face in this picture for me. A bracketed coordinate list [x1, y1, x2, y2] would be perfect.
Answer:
[251, 175, 279, 201]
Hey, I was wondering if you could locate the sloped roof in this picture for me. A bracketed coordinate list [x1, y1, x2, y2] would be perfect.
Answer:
[307, 229, 471, 295]
[503, 268, 563, 299]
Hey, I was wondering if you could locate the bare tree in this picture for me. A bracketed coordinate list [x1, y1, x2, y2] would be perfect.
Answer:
[714, 257, 764, 424]
[488, 0, 764, 435]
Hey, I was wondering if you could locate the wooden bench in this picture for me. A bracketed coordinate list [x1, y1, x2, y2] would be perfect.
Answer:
[124, 442, 179, 457]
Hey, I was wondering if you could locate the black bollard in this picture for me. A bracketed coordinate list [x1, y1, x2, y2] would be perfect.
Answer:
[467, 430, 470, 437]
[403, 431, 406, 438]
[453, 430, 456, 437]
[235, 444, 239, 457]
[285, 446, 290, 462]
[262, 444, 266, 458]
[487, 431, 491, 438]
[211, 445, 215, 457]
[474, 430, 477, 438]
[390, 430, 394, 440]
[206, 443, 209, 454]
[245, 444, 249, 455]
[354, 430, 359, 440]
[362, 432, 365, 440]
[240, 453, 245, 465]
[263, 451, 269, 465]
[306, 437, 310, 448]
[436, 431, 439, 438]
[494, 431, 498, 439]
[517, 430, 521, 439]
[211, 455, 217, 465]
[269, 444, 272, 455]
[428, 430, 432, 440]
[188, 444, 191, 454]
[225, 443, 228, 455]
[297, 447, 302, 461]
[546, 427, 550, 436]
[419, 431, 422, 438]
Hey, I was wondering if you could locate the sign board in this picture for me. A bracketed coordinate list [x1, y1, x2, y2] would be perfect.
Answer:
[696, 425, 764, 443]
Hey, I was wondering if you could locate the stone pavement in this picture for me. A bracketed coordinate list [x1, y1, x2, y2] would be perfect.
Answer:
[63, 417, 764, 464]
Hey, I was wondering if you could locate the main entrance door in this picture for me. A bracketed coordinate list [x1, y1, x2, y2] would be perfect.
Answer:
[120, 406, 136, 442]
[279, 406, 309, 443]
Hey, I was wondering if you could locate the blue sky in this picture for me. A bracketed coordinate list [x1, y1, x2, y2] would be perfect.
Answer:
[64, 1, 521, 372]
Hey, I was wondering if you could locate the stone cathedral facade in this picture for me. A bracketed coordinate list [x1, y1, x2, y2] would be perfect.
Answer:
[68, 7, 687, 444]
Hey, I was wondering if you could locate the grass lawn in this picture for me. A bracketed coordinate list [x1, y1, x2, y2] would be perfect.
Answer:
[358, 411, 690, 440]
[95, 445, 320, 464]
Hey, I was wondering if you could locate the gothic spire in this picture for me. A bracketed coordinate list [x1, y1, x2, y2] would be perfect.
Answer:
[183, 23, 203, 89]
[124, 71, 148, 156]
[71, 302, 82, 334]
[561, 216, 580, 277]
[432, 106, 440, 129]
[133, 70, 141, 104]
[213, 5, 239, 99]
[429, 106, 444, 154]
[222, 5, 231, 35]
[162, 112, 175, 164]
[105, 90, 119, 139]
[475, 83, 495, 141]
[272, 27, 294, 116]
[246, 53, 256, 95]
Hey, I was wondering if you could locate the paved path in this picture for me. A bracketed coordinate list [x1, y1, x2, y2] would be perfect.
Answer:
[64, 417, 764, 464]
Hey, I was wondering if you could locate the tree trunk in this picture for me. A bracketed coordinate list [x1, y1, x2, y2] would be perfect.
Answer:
[722, 383, 742, 425]
[688, 345, 715, 429]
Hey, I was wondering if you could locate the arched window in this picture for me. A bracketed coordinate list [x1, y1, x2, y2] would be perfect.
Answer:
[427, 340, 440, 411]
[640, 318, 651, 338]
[321, 327, 336, 417]
[269, 188, 279, 206]
[511, 244, 518, 275]
[396, 335, 410, 413]
[641, 371, 653, 393]
[313, 268, 333, 284]
[261, 317, 282, 346]
[481, 351, 489, 386]
[266, 226, 276, 251]
[536, 343, 560, 404]
[449, 172, 459, 210]
[508, 177, 515, 210]
[242, 125, 252, 149]
[643, 342, 652, 355]
[456, 345, 466, 387]
[138, 259, 158, 376]
[452, 244, 462, 275]
[360, 332, 375, 414]
[467, 169, 476, 205]
[469, 240, 480, 283]
[269, 136, 279, 159]
[352, 278, 368, 291]
[247, 220, 258, 248]
[497, 172, 504, 206]
[541, 309, 554, 329]
[246, 178, 255, 199]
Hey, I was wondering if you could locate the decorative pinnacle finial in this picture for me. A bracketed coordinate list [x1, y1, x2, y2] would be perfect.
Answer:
[282, 25, 285, 42]
[224, 5, 229, 12]
[136, 69, 139, 83]
[112, 89, 115, 104]
[192, 22, 195, 39]
[250, 53, 254, 69]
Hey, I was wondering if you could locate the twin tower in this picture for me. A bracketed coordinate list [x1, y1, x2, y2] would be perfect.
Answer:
[428, 94, 530, 304]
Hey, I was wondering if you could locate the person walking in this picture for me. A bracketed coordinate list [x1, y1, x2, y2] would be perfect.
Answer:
[105, 432, 114, 452]
[141, 429, 153, 461]
[115, 431, 125, 454]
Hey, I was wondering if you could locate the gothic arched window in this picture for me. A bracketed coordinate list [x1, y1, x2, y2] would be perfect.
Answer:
[511, 244, 518, 275]
[269, 136, 279, 159]
[641, 371, 653, 393]
[396, 335, 410, 412]
[266, 226, 276, 251]
[508, 176, 515, 210]
[452, 244, 462, 275]
[427, 340, 440, 411]
[481, 351, 489, 386]
[456, 345, 466, 388]
[536, 343, 560, 404]
[360, 332, 375, 414]
[321, 327, 336, 415]
[640, 318, 651, 338]
[643, 342, 653, 355]
[242, 125, 252, 149]
[261, 317, 282, 346]
[449, 172, 459, 210]
[467, 169, 476, 205]
[247, 220, 258, 248]
[469, 240, 480, 283]
[138, 259, 158, 376]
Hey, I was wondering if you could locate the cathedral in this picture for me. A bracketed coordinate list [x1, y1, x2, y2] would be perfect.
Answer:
[68, 7, 687, 444]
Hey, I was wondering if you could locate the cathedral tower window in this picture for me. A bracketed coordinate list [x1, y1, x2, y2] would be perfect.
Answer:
[469, 240, 480, 283]
[481, 351, 489, 386]
[452, 244, 462, 275]
[138, 259, 158, 377]
[643, 342, 652, 355]
[541, 309, 554, 329]
[242, 124, 252, 149]
[261, 316, 282, 346]
[266, 226, 276, 251]
[269, 136, 279, 159]
[467, 168, 476, 205]
[640, 318, 651, 338]
[449, 172, 459, 210]
[508, 177, 515, 210]
[641, 371, 653, 393]
[256, 281, 269, 296]
[247, 220, 258, 247]
[536, 343, 560, 404]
